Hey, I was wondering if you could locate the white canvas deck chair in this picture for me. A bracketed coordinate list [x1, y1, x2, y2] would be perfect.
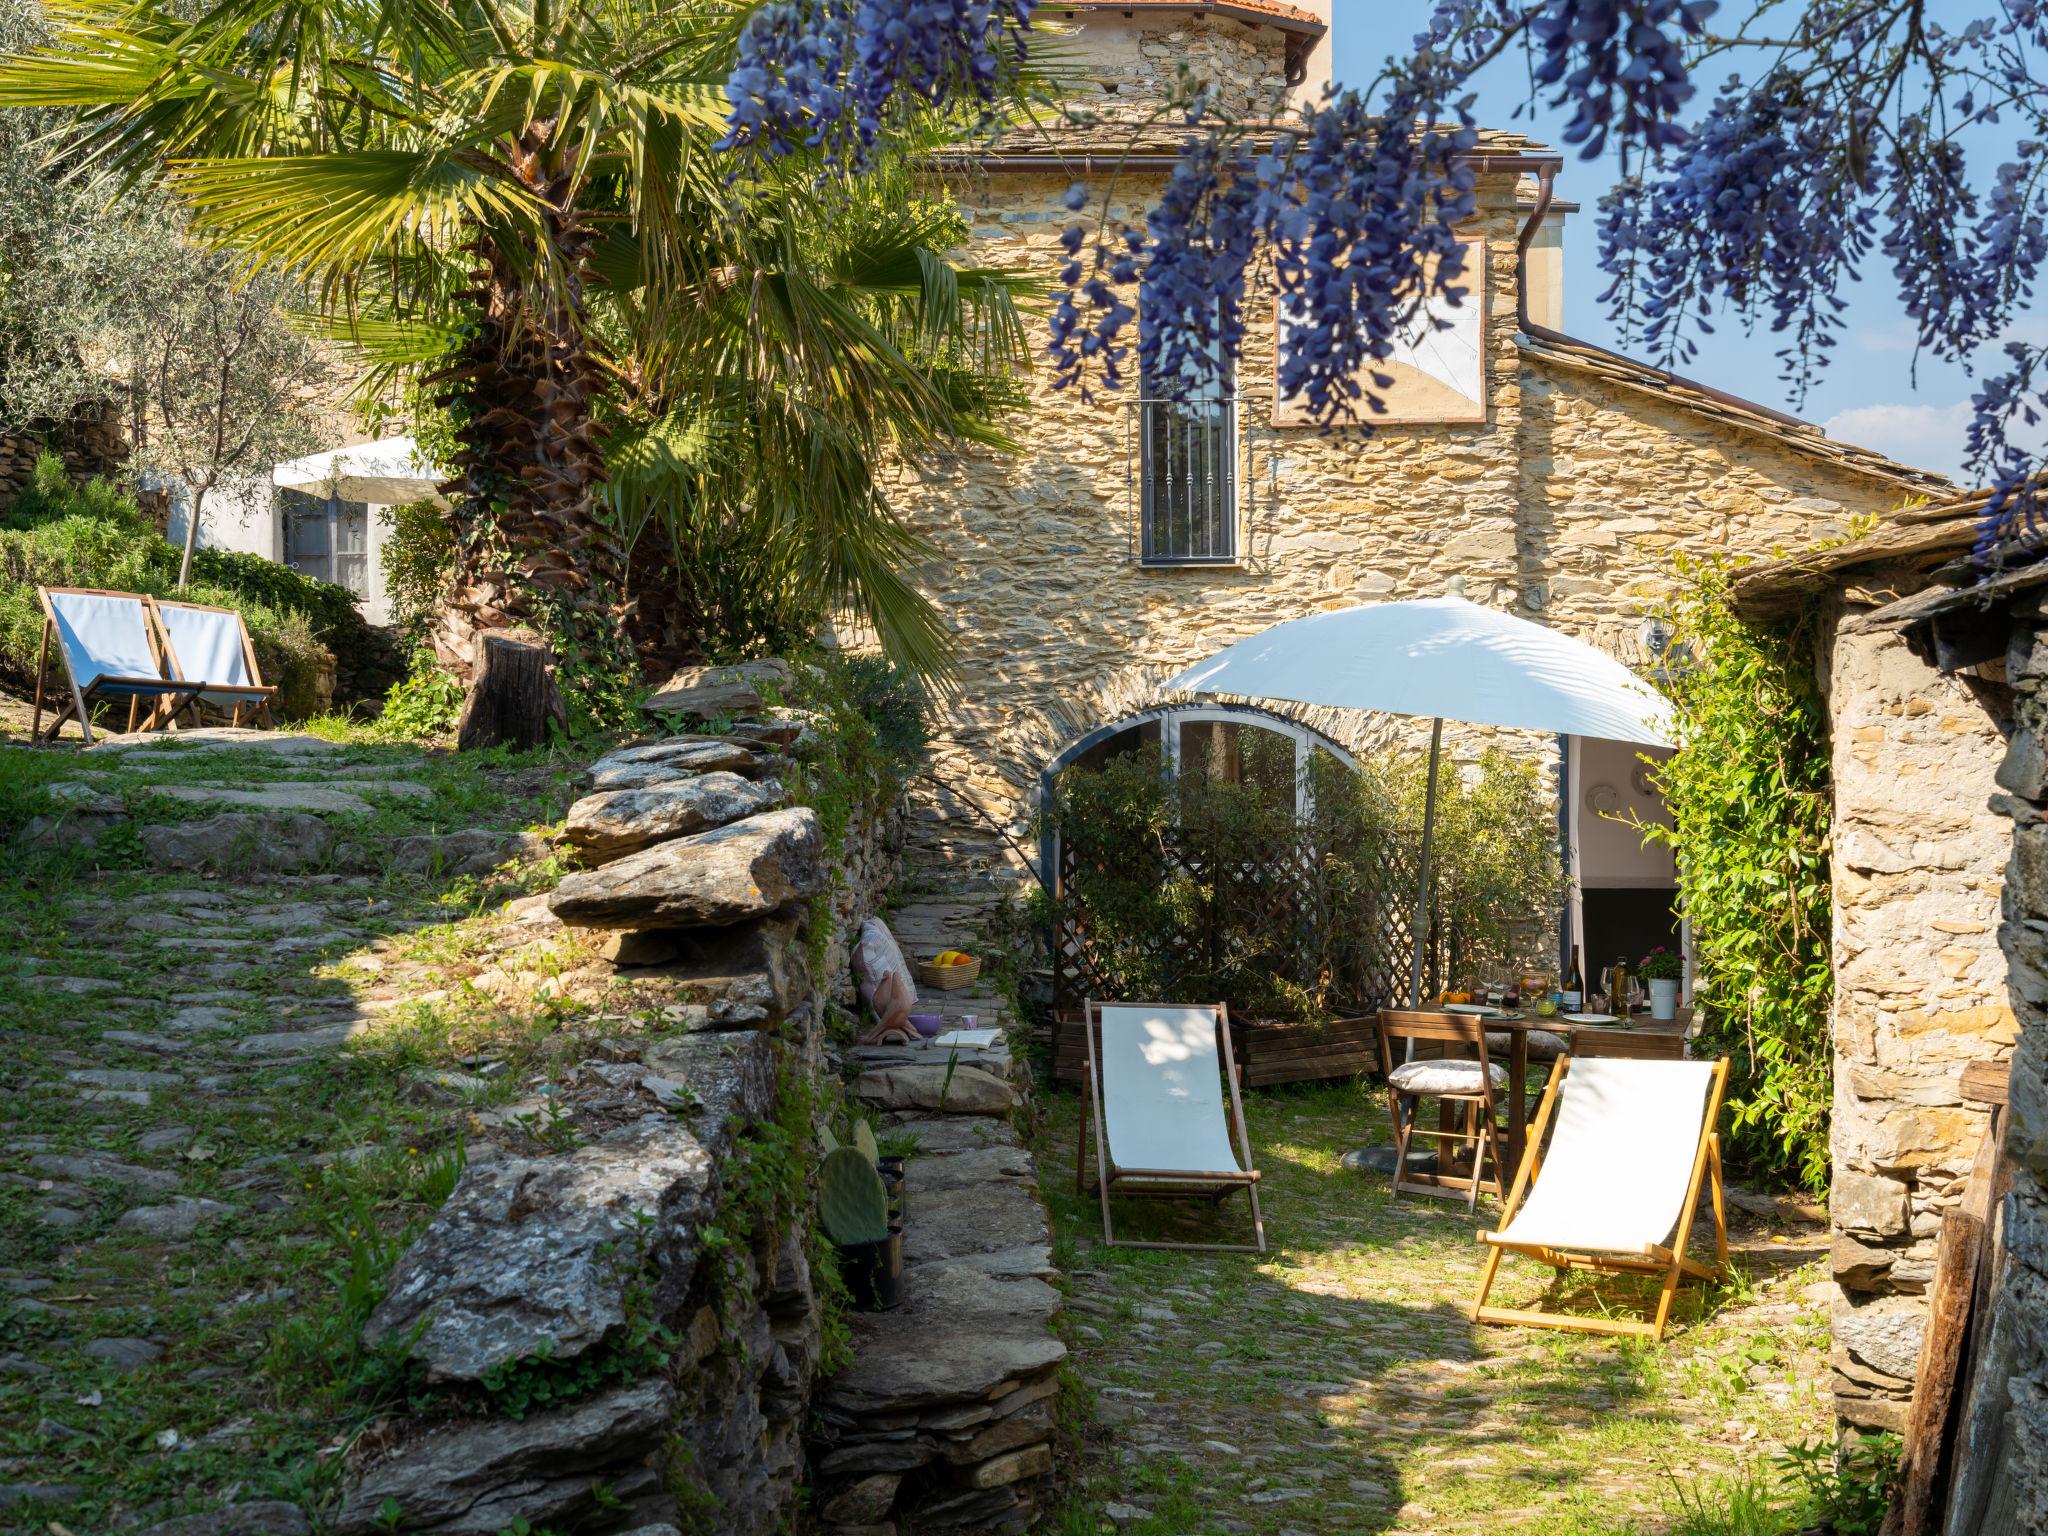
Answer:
[149, 598, 276, 728]
[1472, 1055, 1730, 1342]
[32, 586, 199, 746]
[1077, 1001, 1265, 1253]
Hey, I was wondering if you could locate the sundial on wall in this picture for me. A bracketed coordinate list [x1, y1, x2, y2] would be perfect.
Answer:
[1272, 235, 1488, 427]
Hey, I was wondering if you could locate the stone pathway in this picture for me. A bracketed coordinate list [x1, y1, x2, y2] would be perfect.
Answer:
[810, 1021, 1065, 1534]
[0, 729, 582, 1532]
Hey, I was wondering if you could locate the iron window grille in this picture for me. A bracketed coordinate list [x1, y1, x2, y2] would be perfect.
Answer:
[1127, 394, 1240, 566]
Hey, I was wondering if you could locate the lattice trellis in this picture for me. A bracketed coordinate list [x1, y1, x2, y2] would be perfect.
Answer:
[1052, 827, 1450, 1016]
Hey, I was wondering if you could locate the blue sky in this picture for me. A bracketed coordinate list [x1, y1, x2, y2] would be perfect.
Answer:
[1327, 4, 2041, 483]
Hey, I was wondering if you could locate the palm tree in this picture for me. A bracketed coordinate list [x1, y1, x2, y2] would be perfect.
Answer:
[0, 0, 1030, 681]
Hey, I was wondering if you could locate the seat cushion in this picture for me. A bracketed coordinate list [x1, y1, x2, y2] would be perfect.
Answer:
[1388, 1058, 1506, 1095]
[1489, 1029, 1569, 1062]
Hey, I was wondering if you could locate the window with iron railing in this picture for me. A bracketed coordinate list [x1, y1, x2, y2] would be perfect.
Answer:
[1133, 395, 1238, 564]
[1129, 320, 1239, 566]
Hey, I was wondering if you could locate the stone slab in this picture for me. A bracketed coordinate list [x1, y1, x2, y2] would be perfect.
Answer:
[851, 1065, 1013, 1116]
[549, 808, 823, 931]
[566, 774, 785, 858]
[145, 784, 384, 816]
[336, 1378, 674, 1534]
[86, 730, 344, 756]
[366, 1033, 774, 1382]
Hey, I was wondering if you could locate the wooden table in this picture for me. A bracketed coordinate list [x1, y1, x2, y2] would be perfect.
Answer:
[1444, 1010, 1691, 1182]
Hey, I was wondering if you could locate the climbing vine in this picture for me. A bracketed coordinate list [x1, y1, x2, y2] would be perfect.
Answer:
[1641, 556, 1834, 1193]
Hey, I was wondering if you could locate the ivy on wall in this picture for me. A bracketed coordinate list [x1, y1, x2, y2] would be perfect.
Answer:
[1642, 556, 1835, 1193]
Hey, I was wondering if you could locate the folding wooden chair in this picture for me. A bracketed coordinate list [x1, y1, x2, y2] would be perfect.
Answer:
[1076, 1001, 1265, 1253]
[149, 598, 277, 728]
[1376, 1008, 1510, 1210]
[32, 586, 200, 746]
[1472, 1055, 1731, 1342]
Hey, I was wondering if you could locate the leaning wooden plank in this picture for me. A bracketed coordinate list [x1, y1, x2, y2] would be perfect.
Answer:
[1883, 1207, 1985, 1536]
[1939, 1106, 2016, 1536]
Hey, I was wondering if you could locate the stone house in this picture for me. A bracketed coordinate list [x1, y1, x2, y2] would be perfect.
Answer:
[890, 1, 1949, 983]
[1731, 510, 2015, 1434]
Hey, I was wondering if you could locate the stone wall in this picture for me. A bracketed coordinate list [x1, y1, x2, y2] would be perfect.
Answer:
[1953, 601, 2048, 1534]
[1811, 593, 2014, 1430]
[335, 698, 905, 1535]
[0, 409, 128, 506]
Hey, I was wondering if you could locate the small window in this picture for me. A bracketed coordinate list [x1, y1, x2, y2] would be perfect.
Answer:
[1137, 313, 1238, 565]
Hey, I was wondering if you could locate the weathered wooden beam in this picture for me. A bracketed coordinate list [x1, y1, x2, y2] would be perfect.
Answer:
[1959, 1059, 2012, 1108]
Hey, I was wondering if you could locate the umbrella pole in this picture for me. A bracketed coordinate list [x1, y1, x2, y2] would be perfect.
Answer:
[1407, 717, 1444, 1011]
[1344, 716, 1446, 1177]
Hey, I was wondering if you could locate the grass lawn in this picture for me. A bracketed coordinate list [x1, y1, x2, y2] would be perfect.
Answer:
[1031, 1080, 1834, 1536]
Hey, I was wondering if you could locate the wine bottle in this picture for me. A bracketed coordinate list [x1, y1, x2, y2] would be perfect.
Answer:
[1562, 945, 1584, 1012]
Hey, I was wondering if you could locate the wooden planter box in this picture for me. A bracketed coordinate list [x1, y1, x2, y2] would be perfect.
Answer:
[1053, 1010, 1380, 1088]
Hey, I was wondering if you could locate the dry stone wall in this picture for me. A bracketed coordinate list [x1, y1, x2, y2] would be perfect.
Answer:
[1955, 601, 2048, 1535]
[1809, 596, 2013, 1430]
[335, 687, 904, 1535]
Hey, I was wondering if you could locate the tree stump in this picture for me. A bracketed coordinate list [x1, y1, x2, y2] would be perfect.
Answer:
[456, 630, 568, 751]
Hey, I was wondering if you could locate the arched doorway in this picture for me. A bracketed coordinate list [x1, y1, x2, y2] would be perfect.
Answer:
[1035, 702, 1359, 877]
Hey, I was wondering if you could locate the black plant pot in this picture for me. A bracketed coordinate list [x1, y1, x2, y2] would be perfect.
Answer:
[841, 1223, 905, 1312]
[879, 1163, 907, 1221]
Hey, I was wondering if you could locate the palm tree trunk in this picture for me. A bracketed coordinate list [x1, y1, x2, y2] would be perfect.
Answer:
[430, 138, 625, 686]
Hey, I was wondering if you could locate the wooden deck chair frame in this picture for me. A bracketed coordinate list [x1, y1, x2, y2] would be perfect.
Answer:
[147, 597, 277, 729]
[1471, 1054, 1731, 1342]
[1376, 1008, 1510, 1210]
[32, 586, 200, 747]
[1076, 1000, 1266, 1254]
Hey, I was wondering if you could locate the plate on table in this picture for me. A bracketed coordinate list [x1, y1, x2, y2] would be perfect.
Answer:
[1445, 1003, 1515, 1020]
[1562, 1012, 1622, 1025]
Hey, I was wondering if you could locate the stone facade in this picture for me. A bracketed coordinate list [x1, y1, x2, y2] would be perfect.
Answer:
[1813, 593, 2014, 1430]
[890, 10, 1945, 882]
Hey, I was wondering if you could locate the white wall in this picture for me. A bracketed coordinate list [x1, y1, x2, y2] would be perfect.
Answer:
[166, 475, 396, 627]
[1574, 735, 1677, 887]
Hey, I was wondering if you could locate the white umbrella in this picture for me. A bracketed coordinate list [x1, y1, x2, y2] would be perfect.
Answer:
[1165, 586, 1675, 1006]
[273, 436, 447, 506]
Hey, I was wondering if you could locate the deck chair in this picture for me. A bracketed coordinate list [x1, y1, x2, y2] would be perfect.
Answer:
[150, 598, 276, 728]
[32, 587, 200, 746]
[1472, 1055, 1731, 1342]
[1076, 1001, 1265, 1253]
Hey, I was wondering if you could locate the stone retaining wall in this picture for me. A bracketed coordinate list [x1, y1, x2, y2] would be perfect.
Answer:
[337, 691, 905, 1535]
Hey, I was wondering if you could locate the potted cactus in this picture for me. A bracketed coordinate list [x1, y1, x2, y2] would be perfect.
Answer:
[819, 1144, 903, 1310]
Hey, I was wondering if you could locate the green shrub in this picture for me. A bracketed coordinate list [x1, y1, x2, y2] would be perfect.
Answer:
[379, 497, 454, 647]
[1038, 741, 1566, 1019]
[375, 656, 464, 741]
[0, 452, 389, 716]
[1642, 556, 1834, 1192]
